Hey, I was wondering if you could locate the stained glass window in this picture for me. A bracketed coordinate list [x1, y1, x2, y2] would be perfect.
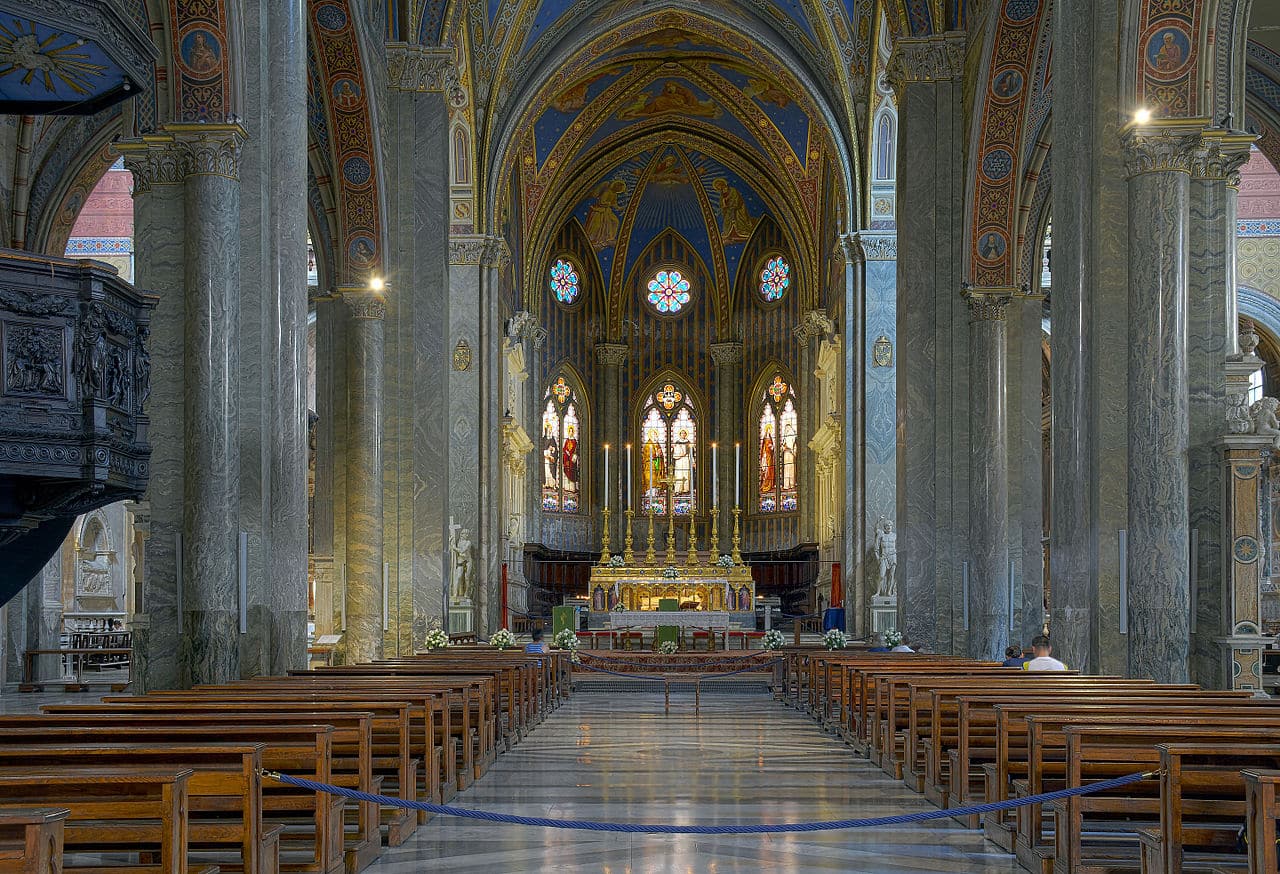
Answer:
[759, 255, 790, 302]
[639, 382, 697, 515]
[647, 269, 692, 314]
[758, 375, 798, 513]
[549, 258, 580, 304]
[541, 377, 583, 513]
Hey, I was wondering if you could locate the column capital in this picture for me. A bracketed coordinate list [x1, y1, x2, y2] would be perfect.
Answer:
[116, 124, 247, 192]
[885, 32, 965, 95]
[595, 343, 629, 366]
[847, 231, 897, 262]
[1193, 130, 1257, 186]
[962, 286, 1015, 322]
[792, 309, 835, 344]
[449, 234, 508, 266]
[1122, 119, 1209, 179]
[339, 288, 387, 321]
[709, 342, 743, 366]
[505, 310, 547, 348]
[386, 42, 458, 93]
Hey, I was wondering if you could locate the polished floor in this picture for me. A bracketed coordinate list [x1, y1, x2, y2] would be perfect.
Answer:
[367, 691, 1023, 873]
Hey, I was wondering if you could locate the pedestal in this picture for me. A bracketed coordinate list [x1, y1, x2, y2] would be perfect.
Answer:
[449, 601, 475, 635]
[1219, 432, 1275, 691]
[871, 596, 898, 636]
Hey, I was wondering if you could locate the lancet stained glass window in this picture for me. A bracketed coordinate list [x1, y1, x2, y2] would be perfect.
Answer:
[758, 375, 798, 513]
[639, 383, 697, 515]
[647, 269, 692, 314]
[549, 258, 580, 304]
[759, 255, 791, 302]
[541, 377, 582, 513]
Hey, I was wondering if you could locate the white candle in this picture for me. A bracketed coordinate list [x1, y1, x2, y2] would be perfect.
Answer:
[626, 444, 633, 509]
[735, 442, 741, 508]
[711, 443, 718, 508]
[603, 444, 610, 510]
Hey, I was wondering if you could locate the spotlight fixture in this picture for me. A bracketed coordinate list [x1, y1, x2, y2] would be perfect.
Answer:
[369, 276, 385, 291]
[1134, 108, 1151, 124]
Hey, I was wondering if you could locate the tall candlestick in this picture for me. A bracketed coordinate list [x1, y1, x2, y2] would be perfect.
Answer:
[603, 444, 610, 510]
[626, 444, 633, 510]
[734, 442, 741, 509]
[711, 442, 718, 508]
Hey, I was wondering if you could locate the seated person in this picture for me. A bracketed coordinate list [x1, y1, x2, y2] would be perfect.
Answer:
[1022, 634, 1067, 671]
[1002, 645, 1027, 667]
[524, 628, 549, 654]
[890, 635, 914, 653]
[867, 633, 890, 653]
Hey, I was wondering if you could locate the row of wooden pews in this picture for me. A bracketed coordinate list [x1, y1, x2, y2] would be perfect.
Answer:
[0, 648, 569, 874]
[792, 650, 1280, 874]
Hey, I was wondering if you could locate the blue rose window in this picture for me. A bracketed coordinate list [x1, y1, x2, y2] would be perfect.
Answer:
[760, 256, 790, 301]
[647, 269, 692, 314]
[550, 259, 580, 304]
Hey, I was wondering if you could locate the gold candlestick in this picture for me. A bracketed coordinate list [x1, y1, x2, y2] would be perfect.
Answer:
[665, 512, 678, 563]
[686, 517, 700, 567]
[710, 507, 720, 560]
[731, 507, 743, 565]
[645, 506, 657, 565]
[623, 508, 636, 564]
[599, 505, 612, 565]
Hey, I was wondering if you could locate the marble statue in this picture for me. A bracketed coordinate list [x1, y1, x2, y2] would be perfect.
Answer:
[448, 521, 474, 602]
[1251, 397, 1280, 449]
[874, 517, 897, 599]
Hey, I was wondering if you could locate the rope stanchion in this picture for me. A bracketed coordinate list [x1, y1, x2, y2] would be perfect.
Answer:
[578, 652, 774, 671]
[258, 768, 1157, 834]
[573, 658, 782, 681]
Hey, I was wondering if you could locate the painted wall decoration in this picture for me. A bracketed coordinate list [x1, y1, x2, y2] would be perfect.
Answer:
[309, 0, 383, 280]
[1135, 0, 1203, 117]
[967, 0, 1049, 287]
[167, 0, 232, 122]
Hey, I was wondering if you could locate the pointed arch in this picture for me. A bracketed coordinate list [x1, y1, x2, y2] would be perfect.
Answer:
[632, 369, 707, 516]
[539, 364, 591, 514]
[748, 364, 800, 515]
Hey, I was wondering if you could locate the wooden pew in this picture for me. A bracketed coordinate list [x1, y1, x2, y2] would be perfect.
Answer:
[0, 766, 210, 874]
[0, 742, 278, 874]
[0, 808, 67, 874]
[1242, 769, 1280, 874]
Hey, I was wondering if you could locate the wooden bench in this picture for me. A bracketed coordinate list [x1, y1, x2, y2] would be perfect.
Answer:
[0, 807, 67, 874]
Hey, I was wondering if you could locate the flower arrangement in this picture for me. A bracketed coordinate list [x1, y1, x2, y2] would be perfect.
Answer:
[608, 554, 626, 568]
[762, 629, 786, 650]
[823, 628, 848, 651]
[613, 602, 626, 611]
[424, 628, 449, 651]
[658, 640, 679, 655]
[490, 628, 516, 650]
[661, 566, 680, 580]
[883, 630, 904, 648]
[716, 554, 734, 569]
[552, 628, 579, 651]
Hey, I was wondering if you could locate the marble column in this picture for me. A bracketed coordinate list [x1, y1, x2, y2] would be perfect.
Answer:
[1050, 0, 1130, 673]
[794, 312, 832, 547]
[710, 342, 743, 550]
[596, 344, 628, 545]
[1009, 295, 1047, 647]
[340, 289, 386, 664]
[1123, 122, 1201, 684]
[175, 125, 245, 686]
[964, 289, 1012, 660]
[889, 32, 967, 653]
[1187, 132, 1254, 686]
[119, 141, 185, 691]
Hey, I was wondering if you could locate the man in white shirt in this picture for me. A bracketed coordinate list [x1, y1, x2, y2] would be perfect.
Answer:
[1022, 634, 1067, 671]
[890, 634, 914, 653]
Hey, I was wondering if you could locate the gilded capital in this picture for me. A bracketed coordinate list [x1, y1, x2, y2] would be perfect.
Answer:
[117, 137, 185, 195]
[340, 288, 387, 321]
[962, 287, 1014, 322]
[709, 342, 742, 366]
[386, 42, 457, 93]
[595, 343, 629, 366]
[885, 32, 965, 95]
[1193, 131, 1256, 186]
[117, 123, 247, 189]
[1122, 120, 1208, 179]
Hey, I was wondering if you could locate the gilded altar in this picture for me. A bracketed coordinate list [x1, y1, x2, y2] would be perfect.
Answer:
[586, 564, 756, 613]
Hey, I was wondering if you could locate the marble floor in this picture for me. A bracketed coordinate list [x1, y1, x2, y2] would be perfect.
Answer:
[367, 692, 1024, 873]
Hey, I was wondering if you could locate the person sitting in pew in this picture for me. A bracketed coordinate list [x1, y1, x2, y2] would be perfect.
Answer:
[1021, 634, 1067, 671]
[867, 634, 890, 653]
[1002, 645, 1027, 667]
[890, 635, 914, 653]
[525, 629, 548, 655]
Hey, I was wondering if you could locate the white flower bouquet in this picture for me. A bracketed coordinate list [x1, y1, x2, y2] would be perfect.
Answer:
[762, 629, 786, 650]
[658, 640, 679, 655]
[883, 630, 903, 648]
[424, 628, 449, 651]
[608, 554, 626, 568]
[552, 628, 579, 651]
[823, 628, 848, 650]
[716, 554, 734, 569]
[661, 566, 679, 580]
[490, 628, 516, 650]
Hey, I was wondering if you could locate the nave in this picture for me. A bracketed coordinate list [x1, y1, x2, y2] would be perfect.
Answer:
[367, 692, 1020, 874]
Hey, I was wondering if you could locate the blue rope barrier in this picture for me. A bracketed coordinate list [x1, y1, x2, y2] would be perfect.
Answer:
[259, 768, 1154, 834]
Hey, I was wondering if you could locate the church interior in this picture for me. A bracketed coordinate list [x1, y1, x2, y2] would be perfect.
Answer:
[2, 0, 1280, 871]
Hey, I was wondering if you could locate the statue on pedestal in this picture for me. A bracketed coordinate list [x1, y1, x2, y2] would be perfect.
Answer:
[874, 517, 897, 599]
[448, 520, 473, 603]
